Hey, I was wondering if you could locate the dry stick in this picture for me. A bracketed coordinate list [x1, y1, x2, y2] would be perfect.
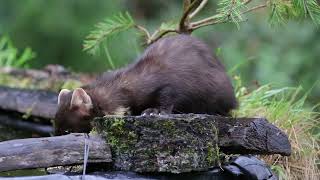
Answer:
[243, 0, 253, 5]
[147, 0, 200, 45]
[241, 3, 268, 14]
[148, 29, 179, 45]
[189, 0, 209, 19]
[179, 0, 201, 33]
[134, 25, 151, 40]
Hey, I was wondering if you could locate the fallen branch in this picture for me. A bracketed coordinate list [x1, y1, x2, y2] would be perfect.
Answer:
[0, 86, 58, 119]
[0, 112, 53, 136]
[0, 133, 111, 172]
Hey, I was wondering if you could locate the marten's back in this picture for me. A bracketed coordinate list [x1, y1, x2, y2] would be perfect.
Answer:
[121, 35, 237, 115]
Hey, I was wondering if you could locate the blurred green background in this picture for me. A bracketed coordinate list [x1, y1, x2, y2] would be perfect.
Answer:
[0, 0, 319, 103]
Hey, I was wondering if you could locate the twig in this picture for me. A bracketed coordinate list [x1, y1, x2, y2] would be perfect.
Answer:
[179, 0, 200, 33]
[189, 0, 208, 19]
[243, 0, 253, 5]
[190, 18, 248, 31]
[134, 25, 151, 40]
[148, 29, 178, 45]
[190, 15, 220, 28]
[241, 4, 268, 15]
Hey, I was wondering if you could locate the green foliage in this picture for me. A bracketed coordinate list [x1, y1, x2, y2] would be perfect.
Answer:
[82, 0, 320, 58]
[293, 0, 320, 24]
[269, 0, 320, 26]
[0, 36, 35, 68]
[83, 12, 136, 55]
[216, 0, 245, 28]
[219, 20, 320, 103]
[234, 76, 319, 179]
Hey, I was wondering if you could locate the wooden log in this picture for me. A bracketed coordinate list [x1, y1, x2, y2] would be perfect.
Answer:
[0, 112, 53, 136]
[0, 65, 73, 80]
[0, 66, 96, 87]
[0, 133, 112, 172]
[0, 115, 290, 173]
[0, 86, 58, 119]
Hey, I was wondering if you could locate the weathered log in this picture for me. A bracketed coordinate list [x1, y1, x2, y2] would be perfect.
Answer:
[0, 115, 290, 173]
[0, 112, 53, 136]
[0, 66, 96, 87]
[0, 65, 73, 80]
[0, 86, 58, 119]
[0, 133, 111, 172]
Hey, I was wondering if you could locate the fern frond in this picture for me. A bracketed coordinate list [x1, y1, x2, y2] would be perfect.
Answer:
[83, 12, 136, 55]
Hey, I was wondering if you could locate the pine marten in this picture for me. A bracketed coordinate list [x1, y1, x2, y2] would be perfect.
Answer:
[55, 35, 237, 135]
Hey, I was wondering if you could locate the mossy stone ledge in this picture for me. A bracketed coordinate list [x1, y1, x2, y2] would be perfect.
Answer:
[93, 114, 222, 173]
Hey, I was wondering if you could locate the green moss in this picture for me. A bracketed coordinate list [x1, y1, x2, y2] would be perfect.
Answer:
[60, 79, 82, 90]
[101, 117, 137, 154]
[0, 73, 83, 92]
[206, 142, 215, 165]
[206, 141, 221, 166]
[163, 120, 175, 129]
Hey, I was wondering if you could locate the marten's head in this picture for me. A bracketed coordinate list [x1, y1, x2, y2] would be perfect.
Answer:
[54, 88, 94, 135]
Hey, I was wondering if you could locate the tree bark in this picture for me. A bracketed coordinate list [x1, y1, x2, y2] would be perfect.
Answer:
[0, 112, 53, 135]
[0, 86, 58, 119]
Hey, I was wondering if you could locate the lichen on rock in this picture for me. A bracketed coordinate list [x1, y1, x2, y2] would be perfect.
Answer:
[93, 114, 222, 173]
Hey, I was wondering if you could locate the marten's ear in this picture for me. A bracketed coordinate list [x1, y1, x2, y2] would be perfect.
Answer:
[58, 89, 71, 105]
[70, 88, 92, 108]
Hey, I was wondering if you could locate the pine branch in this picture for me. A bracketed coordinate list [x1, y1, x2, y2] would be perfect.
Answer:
[83, 12, 136, 55]
[83, 0, 320, 56]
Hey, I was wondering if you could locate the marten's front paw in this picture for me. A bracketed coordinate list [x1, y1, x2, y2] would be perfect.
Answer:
[141, 108, 172, 117]
[141, 108, 160, 116]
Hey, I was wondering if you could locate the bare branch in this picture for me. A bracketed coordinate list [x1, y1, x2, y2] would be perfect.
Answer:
[241, 3, 268, 15]
[183, 0, 192, 12]
[243, 0, 253, 5]
[189, 0, 208, 19]
[190, 18, 248, 31]
[190, 15, 220, 29]
[148, 29, 178, 45]
[179, 0, 200, 33]
[190, 19, 225, 30]
[134, 25, 151, 40]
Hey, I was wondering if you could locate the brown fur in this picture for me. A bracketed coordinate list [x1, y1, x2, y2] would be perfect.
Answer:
[54, 35, 237, 135]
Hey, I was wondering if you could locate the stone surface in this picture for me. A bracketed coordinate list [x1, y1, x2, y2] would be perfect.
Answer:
[93, 114, 291, 173]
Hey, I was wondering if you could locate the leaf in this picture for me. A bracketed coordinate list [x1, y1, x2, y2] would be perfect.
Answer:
[83, 12, 136, 55]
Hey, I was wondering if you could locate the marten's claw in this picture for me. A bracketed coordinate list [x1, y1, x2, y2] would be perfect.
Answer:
[141, 108, 160, 116]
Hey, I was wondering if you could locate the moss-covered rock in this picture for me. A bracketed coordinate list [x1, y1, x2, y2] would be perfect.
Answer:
[93, 114, 222, 173]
